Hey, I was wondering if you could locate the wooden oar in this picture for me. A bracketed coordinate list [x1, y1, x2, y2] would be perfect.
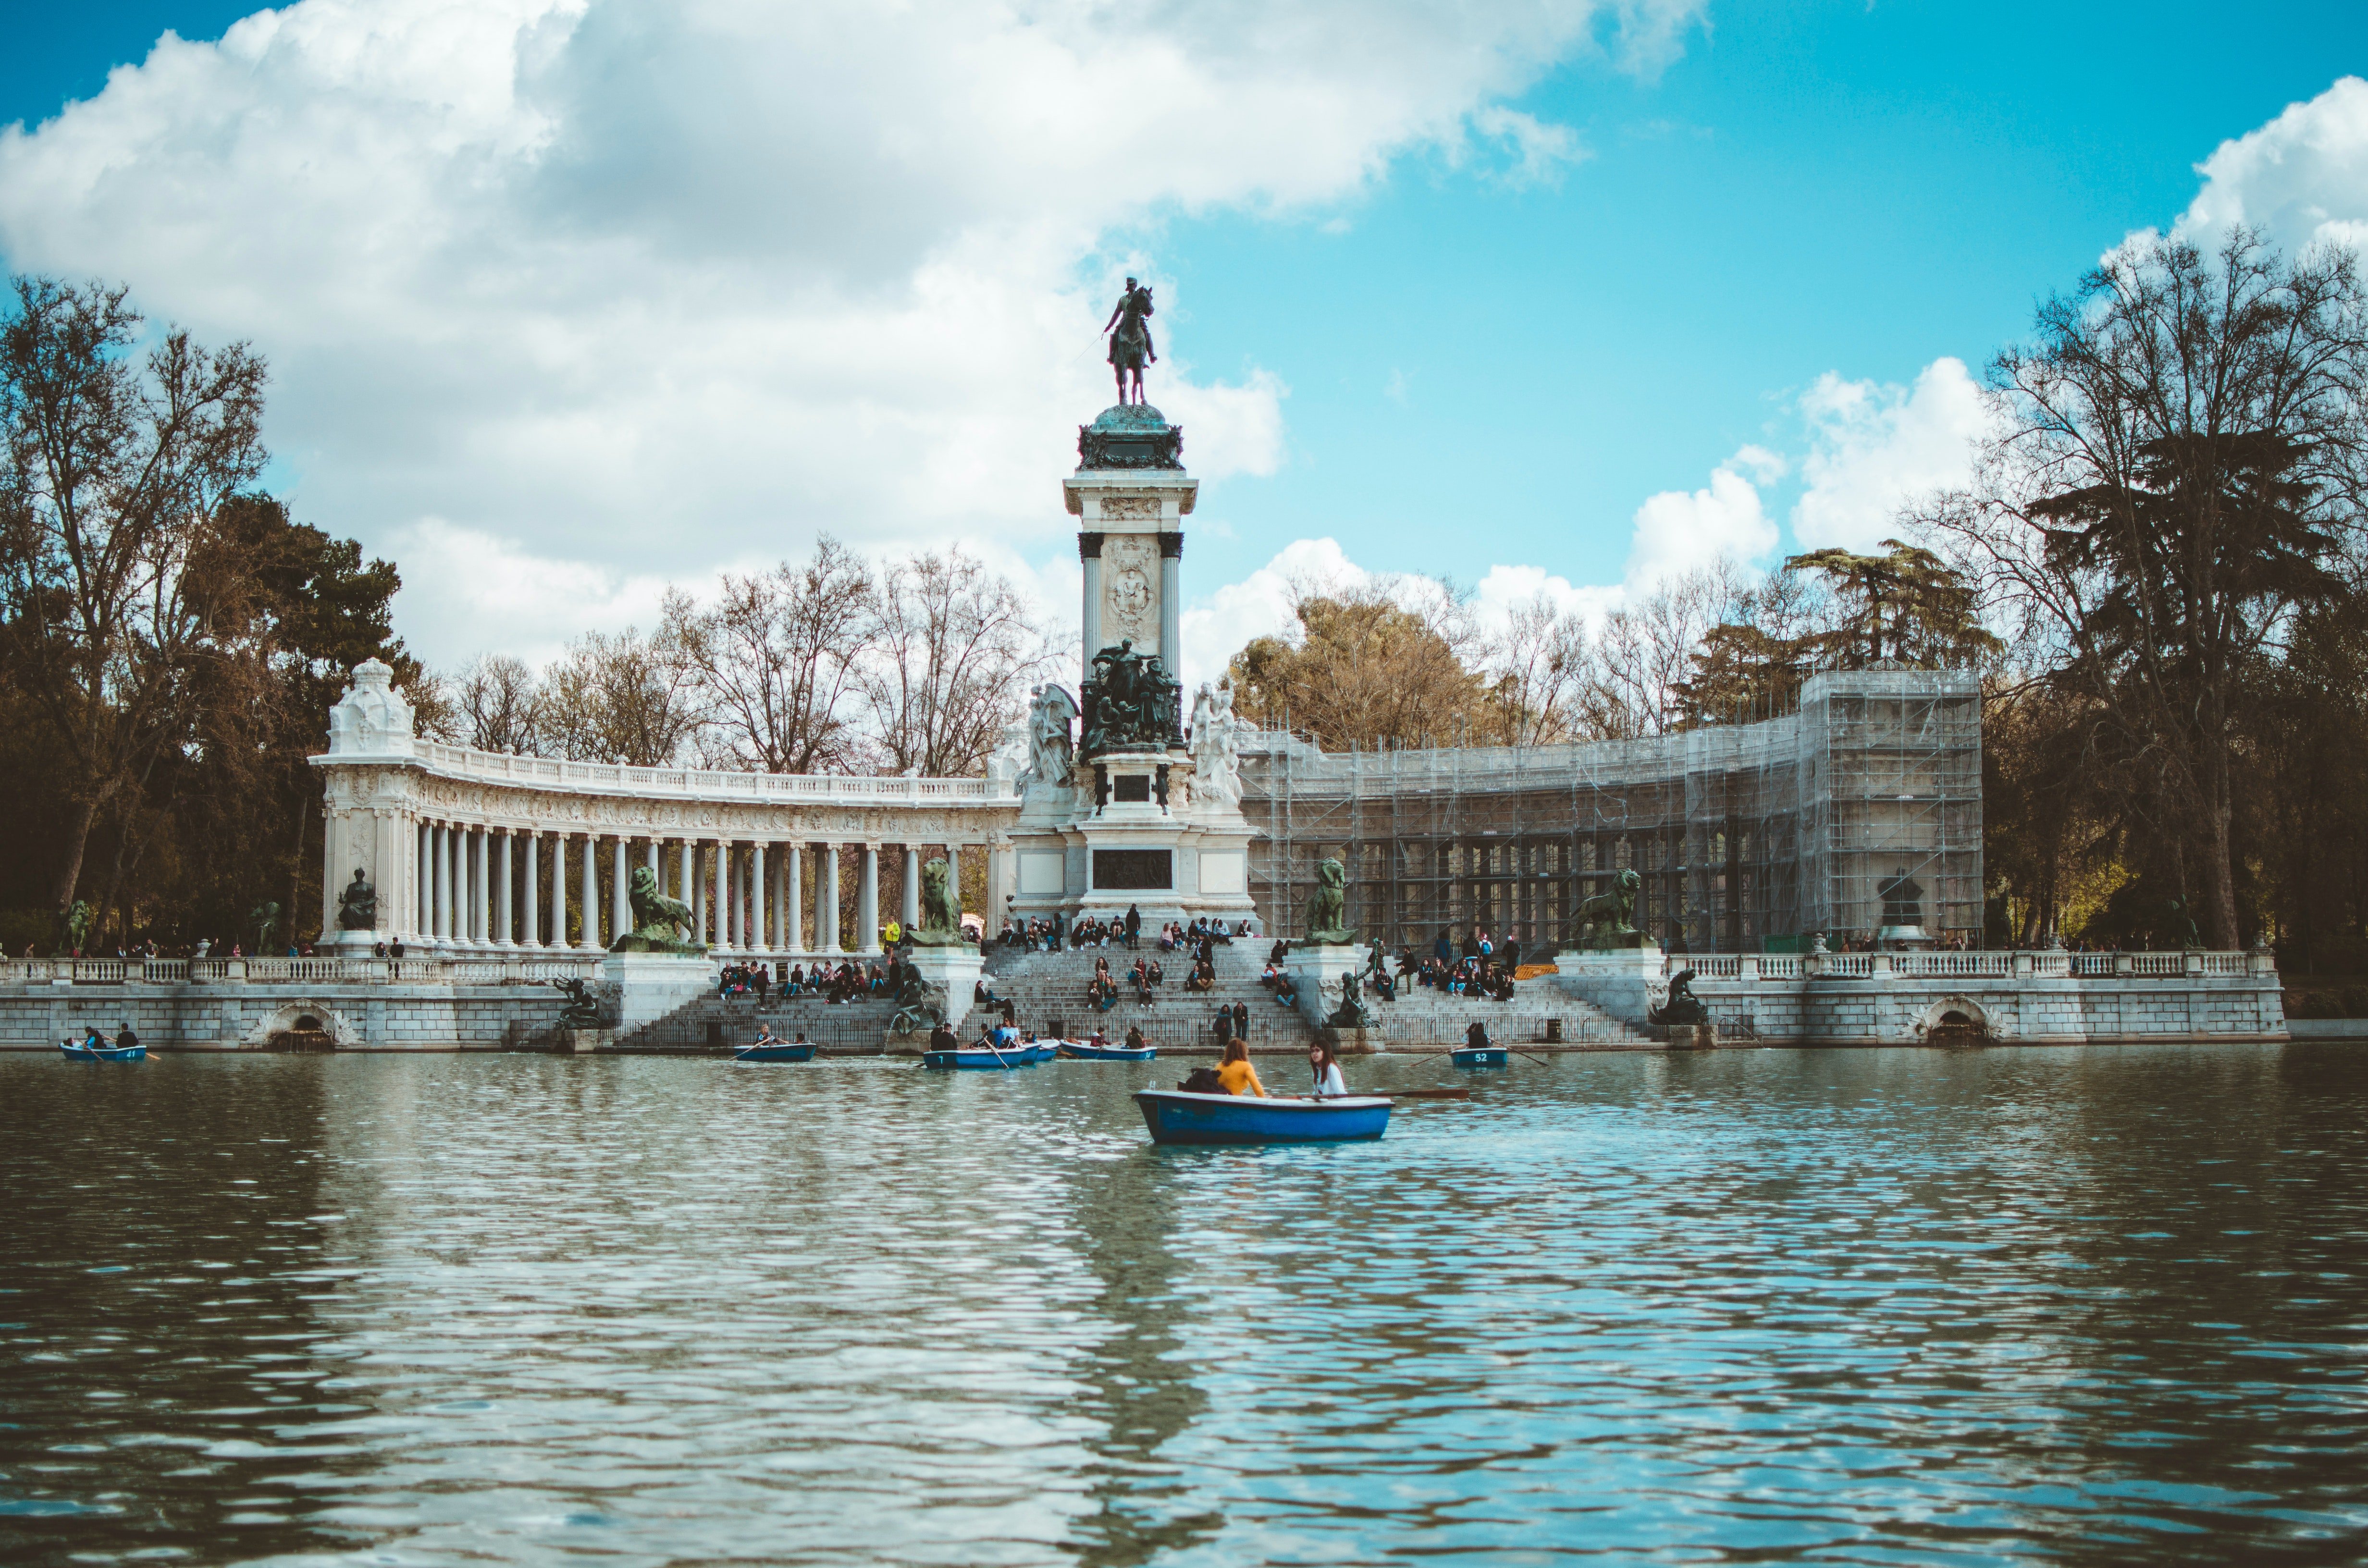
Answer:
[1391, 1086, 1471, 1100]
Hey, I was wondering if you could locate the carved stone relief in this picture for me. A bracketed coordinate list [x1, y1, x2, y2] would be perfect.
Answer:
[1101, 531, 1161, 650]
[1100, 494, 1161, 520]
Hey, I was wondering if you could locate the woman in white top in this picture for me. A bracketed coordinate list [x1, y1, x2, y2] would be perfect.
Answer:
[1306, 1041, 1347, 1098]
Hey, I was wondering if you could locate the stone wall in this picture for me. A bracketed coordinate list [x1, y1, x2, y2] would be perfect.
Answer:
[0, 980, 571, 1050]
[1551, 949, 2288, 1045]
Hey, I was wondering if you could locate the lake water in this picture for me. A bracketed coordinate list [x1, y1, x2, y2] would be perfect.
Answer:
[5, 1045, 2367, 1566]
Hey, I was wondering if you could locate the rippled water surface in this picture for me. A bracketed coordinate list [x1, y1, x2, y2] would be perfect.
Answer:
[6, 1045, 2368, 1566]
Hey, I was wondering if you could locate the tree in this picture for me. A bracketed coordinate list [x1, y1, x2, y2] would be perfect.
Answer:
[540, 594, 706, 766]
[1480, 592, 1596, 747]
[1931, 231, 2367, 947]
[862, 548, 1050, 775]
[0, 276, 268, 930]
[1229, 578, 1487, 748]
[1785, 539, 2000, 670]
[449, 653, 543, 754]
[683, 537, 875, 773]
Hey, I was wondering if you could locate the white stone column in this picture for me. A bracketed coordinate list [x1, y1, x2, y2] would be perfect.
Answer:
[549, 832, 567, 949]
[859, 844, 880, 955]
[901, 845, 921, 931]
[714, 839, 731, 952]
[786, 843, 805, 955]
[751, 841, 767, 956]
[432, 822, 451, 944]
[578, 833, 601, 951]
[495, 830, 514, 946]
[946, 843, 962, 935]
[693, 843, 708, 945]
[417, 821, 432, 938]
[645, 839, 660, 883]
[473, 827, 491, 947]
[449, 828, 465, 948]
[523, 832, 541, 949]
[611, 833, 631, 939]
[819, 843, 840, 953]
[677, 837, 694, 911]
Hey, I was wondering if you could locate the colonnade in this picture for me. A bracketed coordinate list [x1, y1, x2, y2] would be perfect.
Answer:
[396, 821, 998, 956]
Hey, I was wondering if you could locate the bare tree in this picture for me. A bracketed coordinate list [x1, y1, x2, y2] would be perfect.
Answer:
[1481, 592, 1595, 746]
[540, 591, 707, 766]
[683, 537, 875, 772]
[1928, 230, 2368, 946]
[0, 276, 268, 926]
[449, 653, 543, 753]
[1589, 562, 1753, 737]
[863, 547, 1054, 775]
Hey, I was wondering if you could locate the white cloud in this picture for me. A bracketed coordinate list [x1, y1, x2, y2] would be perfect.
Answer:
[1471, 563, 1621, 632]
[1178, 537, 1367, 693]
[2177, 75, 2368, 258]
[1624, 449, 1779, 588]
[1790, 357, 1986, 553]
[0, 0, 1703, 664]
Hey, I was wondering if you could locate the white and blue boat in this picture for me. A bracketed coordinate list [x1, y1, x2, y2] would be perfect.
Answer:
[924, 1046, 1040, 1070]
[1133, 1089, 1391, 1145]
[1450, 1045, 1508, 1067]
[1058, 1040, 1156, 1061]
[734, 1040, 817, 1063]
[61, 1040, 145, 1063]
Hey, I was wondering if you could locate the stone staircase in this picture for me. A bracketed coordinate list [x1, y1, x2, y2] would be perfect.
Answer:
[979, 940, 1647, 1050]
[609, 991, 900, 1054]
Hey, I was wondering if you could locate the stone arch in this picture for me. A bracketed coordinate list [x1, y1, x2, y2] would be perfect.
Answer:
[1914, 995, 1992, 1047]
[243, 1000, 357, 1051]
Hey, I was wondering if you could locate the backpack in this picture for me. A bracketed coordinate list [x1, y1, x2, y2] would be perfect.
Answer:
[1179, 1067, 1224, 1094]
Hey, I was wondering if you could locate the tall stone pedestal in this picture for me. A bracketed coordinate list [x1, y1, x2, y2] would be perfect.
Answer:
[903, 944, 985, 1033]
[1288, 944, 1369, 1031]
[604, 951, 715, 1032]
[1550, 943, 1665, 1028]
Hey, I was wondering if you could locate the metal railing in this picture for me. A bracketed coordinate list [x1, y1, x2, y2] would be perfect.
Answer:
[1647, 949, 2271, 983]
[2, 955, 608, 987]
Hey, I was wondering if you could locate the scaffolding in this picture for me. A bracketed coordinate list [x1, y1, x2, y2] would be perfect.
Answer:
[1238, 668, 1982, 953]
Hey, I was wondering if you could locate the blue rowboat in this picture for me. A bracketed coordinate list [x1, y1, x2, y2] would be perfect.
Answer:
[1134, 1089, 1391, 1145]
[924, 1048, 1039, 1070]
[734, 1041, 816, 1063]
[61, 1041, 145, 1063]
[1058, 1041, 1156, 1061]
[1451, 1046, 1507, 1067]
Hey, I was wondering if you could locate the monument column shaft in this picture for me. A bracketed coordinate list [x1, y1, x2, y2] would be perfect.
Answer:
[902, 846, 921, 929]
[1159, 530, 1183, 671]
[1079, 531, 1104, 674]
[417, 822, 432, 938]
[432, 823, 450, 942]
[785, 845, 804, 954]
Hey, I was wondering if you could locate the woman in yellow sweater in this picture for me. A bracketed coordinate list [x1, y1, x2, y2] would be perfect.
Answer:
[1215, 1040, 1268, 1097]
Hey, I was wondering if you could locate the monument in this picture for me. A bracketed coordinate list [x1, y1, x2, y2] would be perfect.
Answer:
[1000, 366, 1257, 930]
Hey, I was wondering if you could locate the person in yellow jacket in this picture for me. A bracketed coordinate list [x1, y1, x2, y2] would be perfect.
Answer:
[1215, 1040, 1267, 1097]
[884, 919, 901, 946]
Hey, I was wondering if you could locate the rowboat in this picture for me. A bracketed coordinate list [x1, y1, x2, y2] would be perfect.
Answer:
[923, 1047, 1040, 1070]
[1058, 1040, 1157, 1061]
[1133, 1089, 1391, 1145]
[1450, 1046, 1507, 1067]
[61, 1040, 145, 1063]
[734, 1041, 817, 1063]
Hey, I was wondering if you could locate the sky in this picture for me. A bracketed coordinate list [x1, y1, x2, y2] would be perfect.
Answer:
[2, 0, 2366, 691]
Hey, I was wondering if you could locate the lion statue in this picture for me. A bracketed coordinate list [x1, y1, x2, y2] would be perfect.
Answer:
[907, 856, 969, 946]
[1301, 856, 1356, 945]
[1571, 869, 1641, 949]
[611, 865, 703, 954]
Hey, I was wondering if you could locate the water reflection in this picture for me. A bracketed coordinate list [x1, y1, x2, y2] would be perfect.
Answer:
[2, 1046, 2366, 1565]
